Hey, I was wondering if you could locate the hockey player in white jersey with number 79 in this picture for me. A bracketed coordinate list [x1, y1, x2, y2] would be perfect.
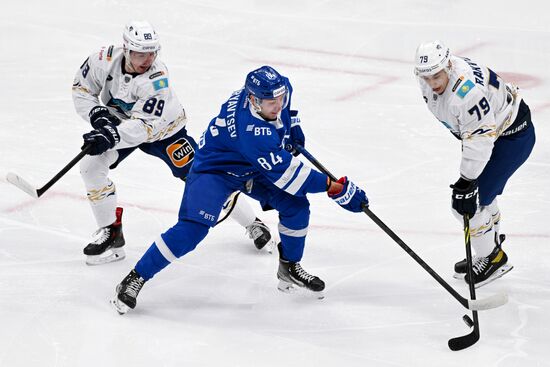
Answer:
[414, 41, 536, 288]
[72, 21, 275, 265]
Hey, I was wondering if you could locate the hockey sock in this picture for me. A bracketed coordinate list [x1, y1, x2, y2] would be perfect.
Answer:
[229, 194, 257, 227]
[135, 220, 209, 280]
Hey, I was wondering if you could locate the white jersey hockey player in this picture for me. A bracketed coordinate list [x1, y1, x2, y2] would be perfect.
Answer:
[73, 21, 275, 265]
[415, 41, 535, 287]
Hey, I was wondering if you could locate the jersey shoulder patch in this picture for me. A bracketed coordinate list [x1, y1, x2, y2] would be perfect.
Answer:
[456, 79, 475, 99]
[149, 70, 166, 80]
[147, 62, 170, 90]
[152, 77, 169, 91]
[98, 45, 115, 62]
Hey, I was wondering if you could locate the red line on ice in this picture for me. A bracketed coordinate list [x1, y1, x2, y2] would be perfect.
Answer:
[2, 185, 547, 239]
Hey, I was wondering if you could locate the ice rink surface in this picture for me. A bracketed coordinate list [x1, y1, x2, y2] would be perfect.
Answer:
[1, 1, 549, 366]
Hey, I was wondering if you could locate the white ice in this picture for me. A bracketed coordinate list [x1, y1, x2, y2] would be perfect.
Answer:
[1, 1, 549, 366]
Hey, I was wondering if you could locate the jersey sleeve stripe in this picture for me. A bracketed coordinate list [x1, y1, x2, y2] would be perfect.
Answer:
[273, 157, 302, 189]
[283, 164, 312, 195]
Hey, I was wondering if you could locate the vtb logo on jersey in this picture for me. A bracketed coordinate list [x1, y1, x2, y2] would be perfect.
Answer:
[166, 138, 195, 168]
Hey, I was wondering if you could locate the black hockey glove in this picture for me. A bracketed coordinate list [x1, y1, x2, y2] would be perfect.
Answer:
[82, 124, 120, 156]
[284, 110, 305, 156]
[450, 177, 478, 216]
[89, 106, 120, 130]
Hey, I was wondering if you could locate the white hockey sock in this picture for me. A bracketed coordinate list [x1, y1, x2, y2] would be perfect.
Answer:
[471, 227, 496, 258]
[88, 185, 118, 228]
[229, 194, 257, 228]
[452, 198, 501, 258]
[470, 201, 500, 257]
[80, 152, 119, 228]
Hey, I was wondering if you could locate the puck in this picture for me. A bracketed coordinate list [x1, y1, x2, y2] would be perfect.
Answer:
[462, 314, 474, 328]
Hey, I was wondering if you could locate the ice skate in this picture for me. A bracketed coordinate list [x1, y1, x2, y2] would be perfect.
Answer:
[245, 217, 275, 253]
[453, 234, 508, 280]
[453, 256, 480, 280]
[84, 207, 125, 265]
[111, 269, 146, 314]
[464, 244, 513, 288]
[277, 258, 325, 299]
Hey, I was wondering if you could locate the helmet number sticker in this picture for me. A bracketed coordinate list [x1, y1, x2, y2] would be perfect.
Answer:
[144, 33, 153, 40]
[419, 55, 428, 63]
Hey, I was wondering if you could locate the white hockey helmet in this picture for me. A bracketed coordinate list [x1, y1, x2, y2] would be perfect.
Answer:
[122, 21, 161, 55]
[414, 41, 451, 77]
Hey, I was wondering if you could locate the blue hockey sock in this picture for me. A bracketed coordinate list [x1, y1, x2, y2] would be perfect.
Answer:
[135, 220, 210, 280]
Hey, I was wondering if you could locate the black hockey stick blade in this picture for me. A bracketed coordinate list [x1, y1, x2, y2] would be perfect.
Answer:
[6, 145, 92, 199]
[448, 312, 480, 351]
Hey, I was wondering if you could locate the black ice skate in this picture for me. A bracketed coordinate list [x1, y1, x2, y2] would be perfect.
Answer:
[84, 207, 125, 265]
[111, 269, 146, 315]
[464, 244, 513, 288]
[245, 217, 275, 252]
[277, 254, 325, 299]
[453, 234, 510, 280]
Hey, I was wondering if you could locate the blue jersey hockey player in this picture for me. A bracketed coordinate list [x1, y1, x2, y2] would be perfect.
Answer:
[111, 65, 369, 314]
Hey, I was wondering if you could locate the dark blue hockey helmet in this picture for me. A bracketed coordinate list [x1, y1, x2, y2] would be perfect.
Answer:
[245, 65, 288, 100]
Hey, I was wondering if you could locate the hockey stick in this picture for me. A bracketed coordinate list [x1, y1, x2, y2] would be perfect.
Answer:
[294, 145, 507, 312]
[448, 215, 480, 350]
[6, 144, 92, 198]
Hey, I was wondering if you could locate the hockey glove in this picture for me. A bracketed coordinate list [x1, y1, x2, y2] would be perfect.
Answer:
[450, 177, 478, 216]
[284, 110, 305, 156]
[328, 176, 368, 213]
[89, 106, 120, 130]
[82, 124, 120, 156]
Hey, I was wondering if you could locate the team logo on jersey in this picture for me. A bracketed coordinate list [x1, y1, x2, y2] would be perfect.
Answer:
[107, 92, 135, 114]
[153, 78, 169, 91]
[166, 138, 195, 168]
[456, 79, 475, 99]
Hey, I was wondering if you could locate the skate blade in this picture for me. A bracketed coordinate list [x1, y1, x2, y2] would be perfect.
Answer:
[474, 264, 513, 289]
[277, 279, 325, 299]
[110, 297, 130, 315]
[264, 239, 276, 254]
[86, 248, 126, 266]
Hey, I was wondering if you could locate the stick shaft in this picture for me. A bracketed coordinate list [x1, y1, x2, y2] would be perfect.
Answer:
[296, 145, 470, 308]
[36, 145, 91, 197]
